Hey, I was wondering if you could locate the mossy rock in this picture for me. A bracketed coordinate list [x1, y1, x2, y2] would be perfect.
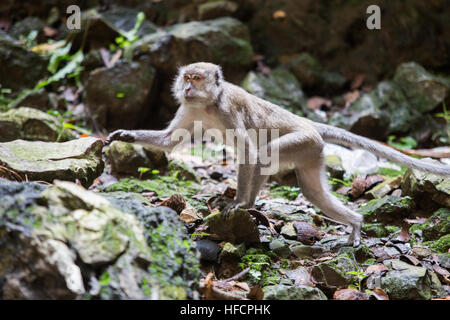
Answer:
[410, 208, 450, 241]
[381, 259, 445, 300]
[241, 67, 307, 116]
[0, 137, 104, 187]
[424, 234, 450, 254]
[311, 254, 359, 289]
[0, 107, 76, 142]
[358, 195, 415, 224]
[363, 223, 400, 238]
[263, 284, 327, 300]
[205, 209, 260, 245]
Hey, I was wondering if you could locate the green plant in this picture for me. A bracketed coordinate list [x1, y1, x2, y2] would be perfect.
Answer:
[347, 270, 368, 292]
[110, 12, 145, 50]
[387, 135, 417, 150]
[269, 185, 300, 200]
[434, 101, 450, 144]
[137, 167, 160, 179]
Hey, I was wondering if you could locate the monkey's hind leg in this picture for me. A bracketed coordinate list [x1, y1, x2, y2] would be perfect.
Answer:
[294, 158, 363, 247]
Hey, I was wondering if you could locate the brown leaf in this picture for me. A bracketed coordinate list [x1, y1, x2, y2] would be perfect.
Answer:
[158, 193, 186, 214]
[43, 26, 58, 37]
[432, 264, 450, 285]
[343, 90, 360, 108]
[365, 264, 388, 275]
[247, 285, 264, 300]
[179, 207, 201, 224]
[350, 175, 367, 198]
[307, 97, 332, 111]
[333, 289, 370, 300]
[293, 221, 321, 245]
[223, 187, 236, 199]
[273, 10, 287, 20]
[373, 287, 389, 300]
[401, 254, 421, 266]
[350, 74, 366, 90]
[109, 49, 122, 68]
[397, 221, 410, 242]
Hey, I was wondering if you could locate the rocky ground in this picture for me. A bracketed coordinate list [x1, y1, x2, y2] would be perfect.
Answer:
[0, 0, 449, 300]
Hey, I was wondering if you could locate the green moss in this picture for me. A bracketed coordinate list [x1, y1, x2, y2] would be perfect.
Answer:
[239, 247, 280, 286]
[410, 208, 450, 241]
[429, 234, 450, 253]
[269, 185, 300, 201]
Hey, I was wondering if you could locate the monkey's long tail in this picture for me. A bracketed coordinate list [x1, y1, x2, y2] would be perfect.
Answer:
[313, 123, 450, 176]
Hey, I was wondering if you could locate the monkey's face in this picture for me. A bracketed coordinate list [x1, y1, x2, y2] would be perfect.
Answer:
[172, 62, 224, 108]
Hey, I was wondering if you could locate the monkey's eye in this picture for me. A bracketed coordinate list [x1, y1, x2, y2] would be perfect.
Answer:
[184, 75, 190, 82]
[192, 75, 201, 81]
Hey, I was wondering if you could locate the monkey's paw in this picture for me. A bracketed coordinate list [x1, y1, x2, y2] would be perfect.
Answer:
[105, 130, 135, 145]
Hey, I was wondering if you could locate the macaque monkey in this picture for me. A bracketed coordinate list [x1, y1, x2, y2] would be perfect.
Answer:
[107, 62, 450, 246]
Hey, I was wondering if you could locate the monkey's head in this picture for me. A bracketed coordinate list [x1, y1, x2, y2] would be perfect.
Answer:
[172, 62, 224, 108]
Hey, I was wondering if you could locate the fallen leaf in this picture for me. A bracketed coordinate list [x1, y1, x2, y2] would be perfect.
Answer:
[43, 26, 58, 37]
[365, 264, 388, 275]
[307, 97, 332, 111]
[247, 285, 264, 300]
[373, 287, 389, 300]
[333, 289, 370, 300]
[397, 221, 410, 242]
[432, 264, 450, 285]
[273, 10, 287, 20]
[401, 254, 421, 266]
[158, 193, 186, 214]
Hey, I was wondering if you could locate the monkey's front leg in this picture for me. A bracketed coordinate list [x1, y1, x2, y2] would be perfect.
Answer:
[106, 129, 176, 152]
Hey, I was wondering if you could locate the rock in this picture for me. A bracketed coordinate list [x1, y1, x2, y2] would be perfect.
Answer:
[0, 32, 48, 94]
[198, 1, 238, 20]
[381, 259, 445, 299]
[337, 244, 374, 264]
[330, 62, 450, 140]
[280, 222, 297, 240]
[263, 284, 327, 300]
[293, 221, 321, 245]
[0, 137, 104, 187]
[9, 17, 46, 42]
[9, 88, 61, 111]
[285, 53, 347, 95]
[248, 1, 450, 82]
[366, 176, 402, 199]
[72, 5, 158, 51]
[325, 155, 345, 179]
[0, 180, 199, 299]
[85, 57, 156, 130]
[241, 67, 308, 116]
[269, 239, 291, 258]
[285, 267, 313, 286]
[311, 254, 359, 289]
[195, 239, 221, 262]
[410, 208, 450, 241]
[0, 107, 76, 142]
[362, 223, 400, 238]
[411, 246, 433, 259]
[204, 209, 260, 245]
[358, 196, 415, 224]
[402, 164, 450, 210]
[127, 17, 253, 81]
[105, 141, 168, 178]
[220, 242, 245, 261]
[168, 160, 200, 182]
[323, 143, 379, 176]
[291, 244, 323, 258]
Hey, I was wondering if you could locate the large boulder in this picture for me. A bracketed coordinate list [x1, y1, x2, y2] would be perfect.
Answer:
[0, 137, 104, 187]
[402, 162, 450, 210]
[241, 67, 308, 115]
[381, 259, 445, 300]
[104, 141, 168, 178]
[0, 107, 76, 142]
[71, 5, 158, 51]
[263, 284, 327, 300]
[0, 180, 200, 299]
[0, 32, 47, 95]
[329, 62, 450, 140]
[85, 57, 156, 130]
[126, 17, 253, 80]
[248, 0, 450, 81]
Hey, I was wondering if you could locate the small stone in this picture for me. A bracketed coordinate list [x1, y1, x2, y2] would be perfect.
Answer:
[280, 222, 297, 240]
[269, 239, 291, 258]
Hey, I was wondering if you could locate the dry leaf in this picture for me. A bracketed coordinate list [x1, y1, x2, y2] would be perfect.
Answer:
[373, 287, 389, 300]
[365, 264, 388, 275]
[273, 10, 287, 20]
[307, 97, 332, 111]
[158, 193, 186, 214]
[247, 286, 264, 300]
[333, 289, 370, 300]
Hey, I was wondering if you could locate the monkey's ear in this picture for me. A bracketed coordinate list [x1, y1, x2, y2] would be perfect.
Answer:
[215, 67, 224, 86]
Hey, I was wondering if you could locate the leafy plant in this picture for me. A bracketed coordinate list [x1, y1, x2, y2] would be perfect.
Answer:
[0, 88, 12, 111]
[434, 101, 450, 144]
[387, 135, 417, 150]
[269, 185, 300, 200]
[239, 248, 279, 286]
[347, 270, 368, 292]
[110, 12, 145, 50]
